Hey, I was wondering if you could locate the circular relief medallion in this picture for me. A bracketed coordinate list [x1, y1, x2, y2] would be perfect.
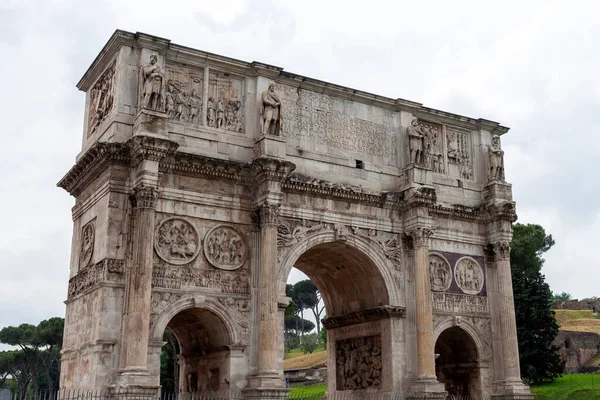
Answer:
[155, 217, 200, 265]
[203, 225, 247, 271]
[454, 257, 484, 295]
[80, 222, 95, 268]
[429, 254, 452, 292]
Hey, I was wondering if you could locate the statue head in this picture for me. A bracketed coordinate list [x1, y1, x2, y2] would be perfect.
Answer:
[492, 134, 501, 148]
[411, 118, 418, 126]
[149, 53, 158, 64]
[268, 83, 276, 92]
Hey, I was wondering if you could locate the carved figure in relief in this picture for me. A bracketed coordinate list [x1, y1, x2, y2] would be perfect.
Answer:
[187, 89, 202, 124]
[336, 335, 382, 390]
[165, 88, 175, 118]
[429, 255, 451, 292]
[207, 97, 216, 127]
[261, 83, 282, 136]
[488, 134, 505, 181]
[216, 99, 225, 129]
[203, 226, 247, 270]
[89, 65, 115, 133]
[140, 53, 166, 112]
[155, 218, 200, 265]
[407, 118, 424, 165]
[79, 222, 95, 268]
[455, 258, 484, 295]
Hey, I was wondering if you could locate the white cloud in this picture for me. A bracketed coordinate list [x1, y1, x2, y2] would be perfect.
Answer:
[1, 0, 598, 334]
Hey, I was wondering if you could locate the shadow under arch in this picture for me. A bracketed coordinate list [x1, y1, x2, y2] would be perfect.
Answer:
[278, 230, 402, 317]
[434, 317, 484, 399]
[150, 295, 240, 345]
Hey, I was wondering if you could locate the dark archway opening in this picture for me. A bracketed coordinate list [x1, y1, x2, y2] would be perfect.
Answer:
[435, 327, 481, 399]
[159, 308, 231, 393]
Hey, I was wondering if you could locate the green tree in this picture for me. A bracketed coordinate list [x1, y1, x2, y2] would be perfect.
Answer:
[292, 279, 325, 334]
[511, 223, 564, 384]
[299, 333, 321, 355]
[551, 291, 572, 303]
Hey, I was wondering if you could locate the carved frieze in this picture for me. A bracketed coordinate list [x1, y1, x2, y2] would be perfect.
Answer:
[422, 121, 444, 173]
[207, 71, 245, 133]
[203, 225, 247, 270]
[432, 293, 489, 314]
[352, 227, 403, 268]
[152, 267, 250, 294]
[79, 220, 95, 269]
[88, 61, 115, 134]
[164, 65, 204, 125]
[429, 254, 451, 292]
[454, 257, 484, 295]
[68, 259, 124, 299]
[336, 335, 382, 390]
[446, 126, 473, 180]
[155, 217, 200, 265]
[151, 291, 183, 316]
[218, 297, 251, 344]
[279, 85, 397, 161]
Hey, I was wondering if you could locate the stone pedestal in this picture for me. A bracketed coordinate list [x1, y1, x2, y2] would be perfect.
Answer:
[134, 109, 169, 136]
[254, 135, 286, 159]
[403, 164, 433, 187]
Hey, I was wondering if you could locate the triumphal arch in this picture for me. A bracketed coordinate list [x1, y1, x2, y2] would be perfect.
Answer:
[58, 30, 532, 399]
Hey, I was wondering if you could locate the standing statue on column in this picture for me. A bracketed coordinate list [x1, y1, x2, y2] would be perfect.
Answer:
[140, 53, 166, 112]
[407, 118, 424, 165]
[261, 83, 282, 136]
[488, 134, 505, 181]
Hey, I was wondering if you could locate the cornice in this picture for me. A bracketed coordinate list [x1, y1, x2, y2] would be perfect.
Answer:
[57, 142, 130, 197]
[322, 305, 406, 329]
[159, 153, 252, 183]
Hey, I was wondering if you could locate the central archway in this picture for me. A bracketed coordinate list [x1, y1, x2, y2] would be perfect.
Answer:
[278, 232, 403, 396]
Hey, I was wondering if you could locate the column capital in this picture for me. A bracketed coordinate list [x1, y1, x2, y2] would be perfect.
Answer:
[405, 227, 435, 249]
[251, 156, 296, 184]
[129, 135, 179, 164]
[491, 241, 511, 261]
[258, 203, 280, 226]
[130, 185, 158, 210]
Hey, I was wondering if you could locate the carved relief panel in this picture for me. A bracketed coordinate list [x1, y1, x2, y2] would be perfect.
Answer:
[446, 126, 473, 180]
[203, 225, 247, 271]
[454, 257, 484, 295]
[419, 121, 444, 173]
[155, 217, 201, 265]
[88, 61, 115, 134]
[164, 64, 204, 125]
[336, 335, 382, 390]
[429, 254, 451, 292]
[207, 71, 244, 133]
[79, 219, 96, 269]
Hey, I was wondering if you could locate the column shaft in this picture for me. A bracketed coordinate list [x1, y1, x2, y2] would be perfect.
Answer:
[412, 229, 436, 379]
[120, 186, 157, 372]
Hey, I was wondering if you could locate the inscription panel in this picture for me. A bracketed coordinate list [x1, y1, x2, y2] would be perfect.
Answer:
[279, 85, 397, 163]
[336, 335, 382, 390]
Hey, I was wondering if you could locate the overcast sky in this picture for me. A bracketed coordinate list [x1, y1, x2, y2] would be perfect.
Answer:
[1, 0, 599, 336]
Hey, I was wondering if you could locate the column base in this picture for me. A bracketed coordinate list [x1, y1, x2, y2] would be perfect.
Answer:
[492, 379, 534, 400]
[406, 376, 446, 400]
[243, 373, 289, 399]
[112, 367, 157, 390]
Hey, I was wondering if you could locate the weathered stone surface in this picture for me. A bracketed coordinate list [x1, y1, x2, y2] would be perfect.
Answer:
[58, 29, 530, 399]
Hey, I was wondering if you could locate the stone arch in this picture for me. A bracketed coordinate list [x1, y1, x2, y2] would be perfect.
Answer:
[150, 295, 240, 345]
[277, 229, 402, 308]
[433, 316, 484, 358]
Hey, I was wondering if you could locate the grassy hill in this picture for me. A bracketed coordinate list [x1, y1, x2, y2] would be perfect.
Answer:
[283, 346, 327, 369]
[554, 309, 600, 335]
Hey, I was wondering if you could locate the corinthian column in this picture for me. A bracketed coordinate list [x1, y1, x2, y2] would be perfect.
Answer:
[119, 186, 158, 381]
[492, 241, 525, 384]
[410, 227, 436, 379]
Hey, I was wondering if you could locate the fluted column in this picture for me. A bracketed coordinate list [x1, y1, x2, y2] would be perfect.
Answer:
[492, 241, 522, 382]
[410, 227, 436, 379]
[119, 186, 158, 377]
[256, 203, 281, 377]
